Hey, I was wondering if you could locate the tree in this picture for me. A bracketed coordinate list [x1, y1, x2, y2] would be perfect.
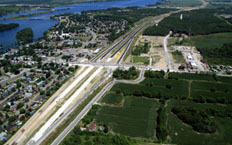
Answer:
[16, 28, 34, 44]
[16, 102, 24, 110]
[20, 108, 25, 114]
[8, 115, 18, 124]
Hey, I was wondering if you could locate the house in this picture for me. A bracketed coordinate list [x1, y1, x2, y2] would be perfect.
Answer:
[0, 132, 7, 141]
[88, 122, 96, 132]
[24, 93, 33, 98]
[80, 127, 87, 131]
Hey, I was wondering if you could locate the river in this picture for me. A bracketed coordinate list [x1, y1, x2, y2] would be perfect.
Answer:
[0, 0, 159, 48]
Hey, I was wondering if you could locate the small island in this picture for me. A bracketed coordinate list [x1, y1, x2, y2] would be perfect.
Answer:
[0, 23, 19, 32]
[16, 28, 34, 44]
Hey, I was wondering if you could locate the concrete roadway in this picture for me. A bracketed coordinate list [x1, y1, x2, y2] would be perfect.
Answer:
[30, 70, 112, 145]
[163, 32, 172, 70]
[51, 68, 145, 145]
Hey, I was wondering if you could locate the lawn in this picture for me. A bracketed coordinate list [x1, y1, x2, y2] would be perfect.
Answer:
[96, 96, 160, 138]
[133, 56, 149, 65]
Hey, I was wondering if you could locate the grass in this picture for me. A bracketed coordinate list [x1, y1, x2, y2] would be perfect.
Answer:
[111, 78, 189, 98]
[191, 81, 232, 98]
[133, 56, 149, 64]
[171, 51, 186, 64]
[76, 36, 91, 41]
[96, 96, 160, 138]
[101, 93, 123, 105]
[191, 32, 232, 49]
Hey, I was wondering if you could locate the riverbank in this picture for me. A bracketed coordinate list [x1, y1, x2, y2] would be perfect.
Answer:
[0, 0, 157, 47]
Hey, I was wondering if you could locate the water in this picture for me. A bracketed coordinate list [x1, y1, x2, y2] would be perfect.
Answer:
[0, 0, 158, 48]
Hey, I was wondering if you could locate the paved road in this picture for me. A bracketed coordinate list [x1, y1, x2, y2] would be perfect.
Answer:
[51, 68, 145, 145]
[11, 2, 211, 144]
[27, 70, 112, 145]
[163, 32, 171, 70]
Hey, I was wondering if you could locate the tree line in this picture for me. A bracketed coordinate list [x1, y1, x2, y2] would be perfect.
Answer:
[143, 9, 232, 36]
[0, 23, 19, 32]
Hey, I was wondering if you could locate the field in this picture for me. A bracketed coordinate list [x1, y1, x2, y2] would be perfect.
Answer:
[192, 33, 232, 50]
[101, 93, 122, 105]
[191, 32, 232, 65]
[61, 71, 232, 145]
[96, 96, 159, 138]
[133, 56, 149, 64]
[95, 71, 232, 144]
[143, 9, 232, 36]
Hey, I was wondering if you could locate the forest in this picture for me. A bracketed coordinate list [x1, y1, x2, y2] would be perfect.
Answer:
[132, 42, 150, 56]
[172, 106, 217, 133]
[143, 9, 232, 36]
[113, 67, 139, 80]
[16, 28, 34, 44]
[0, 23, 19, 32]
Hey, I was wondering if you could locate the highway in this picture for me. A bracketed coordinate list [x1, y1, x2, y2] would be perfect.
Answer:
[29, 70, 112, 145]
[5, 1, 211, 145]
[28, 67, 104, 144]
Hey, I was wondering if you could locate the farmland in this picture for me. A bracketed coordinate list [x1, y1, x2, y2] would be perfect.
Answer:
[95, 71, 232, 144]
[101, 93, 123, 105]
[96, 97, 159, 138]
[61, 71, 232, 145]
[191, 32, 232, 65]
[143, 9, 232, 36]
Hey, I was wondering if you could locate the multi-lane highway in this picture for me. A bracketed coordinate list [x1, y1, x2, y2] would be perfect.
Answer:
[51, 68, 145, 145]
[5, 1, 211, 145]
[29, 70, 112, 145]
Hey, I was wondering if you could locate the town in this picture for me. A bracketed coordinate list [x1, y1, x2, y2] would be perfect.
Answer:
[0, 0, 232, 145]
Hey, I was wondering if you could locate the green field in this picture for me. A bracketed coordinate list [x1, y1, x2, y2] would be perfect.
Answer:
[61, 71, 232, 145]
[96, 97, 160, 138]
[144, 9, 232, 36]
[133, 56, 149, 64]
[191, 32, 232, 65]
[101, 93, 123, 105]
[192, 33, 232, 49]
